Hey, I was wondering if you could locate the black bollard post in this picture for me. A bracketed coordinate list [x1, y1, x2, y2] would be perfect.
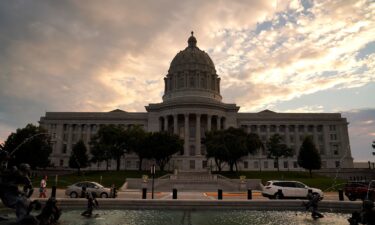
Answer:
[276, 189, 283, 199]
[112, 187, 117, 198]
[142, 188, 147, 199]
[51, 185, 57, 198]
[247, 189, 252, 200]
[172, 189, 177, 199]
[218, 189, 223, 200]
[338, 189, 344, 201]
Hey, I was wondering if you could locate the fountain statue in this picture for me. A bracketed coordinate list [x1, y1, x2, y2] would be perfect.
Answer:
[0, 149, 61, 224]
[348, 200, 375, 225]
[81, 191, 99, 217]
[302, 190, 324, 219]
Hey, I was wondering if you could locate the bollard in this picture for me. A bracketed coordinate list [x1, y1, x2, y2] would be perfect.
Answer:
[276, 189, 283, 199]
[112, 187, 117, 198]
[338, 189, 344, 201]
[142, 188, 147, 199]
[218, 189, 223, 200]
[51, 186, 57, 198]
[81, 186, 87, 198]
[172, 189, 177, 199]
[247, 189, 252, 200]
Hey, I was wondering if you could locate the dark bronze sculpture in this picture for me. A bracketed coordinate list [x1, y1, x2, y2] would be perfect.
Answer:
[81, 192, 99, 217]
[303, 190, 324, 219]
[348, 200, 375, 225]
[0, 149, 61, 224]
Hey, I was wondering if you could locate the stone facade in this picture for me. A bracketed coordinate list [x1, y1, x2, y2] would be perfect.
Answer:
[39, 33, 353, 171]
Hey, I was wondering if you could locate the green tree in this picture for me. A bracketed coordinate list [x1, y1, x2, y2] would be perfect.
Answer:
[69, 140, 89, 174]
[2, 124, 52, 169]
[204, 128, 263, 172]
[204, 130, 227, 172]
[90, 125, 127, 171]
[148, 132, 183, 171]
[266, 134, 293, 172]
[298, 136, 321, 177]
[126, 125, 149, 171]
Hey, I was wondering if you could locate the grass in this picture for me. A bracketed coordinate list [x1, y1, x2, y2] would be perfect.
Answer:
[31, 170, 168, 189]
[215, 171, 346, 191]
[31, 170, 345, 191]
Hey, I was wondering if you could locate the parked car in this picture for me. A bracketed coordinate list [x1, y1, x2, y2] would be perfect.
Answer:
[65, 181, 111, 198]
[344, 181, 375, 201]
[262, 180, 324, 199]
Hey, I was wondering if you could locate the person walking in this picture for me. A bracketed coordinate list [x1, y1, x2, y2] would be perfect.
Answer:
[39, 176, 47, 198]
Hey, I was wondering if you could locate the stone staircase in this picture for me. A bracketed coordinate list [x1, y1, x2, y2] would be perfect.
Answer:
[125, 171, 262, 192]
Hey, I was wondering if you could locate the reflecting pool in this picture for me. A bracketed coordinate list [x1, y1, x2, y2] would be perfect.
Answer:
[0, 209, 350, 225]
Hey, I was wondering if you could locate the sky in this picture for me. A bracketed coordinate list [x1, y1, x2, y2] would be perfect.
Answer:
[0, 0, 374, 162]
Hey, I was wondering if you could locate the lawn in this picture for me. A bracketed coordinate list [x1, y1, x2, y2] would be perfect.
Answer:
[215, 171, 345, 191]
[31, 170, 168, 189]
[32, 170, 345, 191]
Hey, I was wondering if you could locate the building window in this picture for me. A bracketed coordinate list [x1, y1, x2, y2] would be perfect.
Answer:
[330, 134, 337, 140]
[273, 161, 278, 169]
[290, 135, 295, 143]
[329, 125, 336, 131]
[189, 76, 195, 87]
[136, 161, 140, 169]
[244, 161, 248, 169]
[189, 160, 195, 169]
[202, 160, 207, 169]
[251, 125, 257, 132]
[293, 161, 298, 168]
[279, 125, 285, 132]
[308, 125, 314, 132]
[178, 75, 184, 88]
[288, 125, 295, 132]
[126, 161, 131, 169]
[59, 159, 64, 167]
[300, 135, 305, 141]
[63, 124, 68, 131]
[335, 161, 340, 168]
[189, 145, 195, 156]
[264, 161, 268, 169]
[298, 125, 304, 132]
[254, 161, 259, 169]
[322, 161, 327, 168]
[201, 145, 206, 155]
[332, 144, 339, 155]
[318, 135, 324, 142]
[317, 125, 323, 132]
[270, 125, 276, 132]
[283, 161, 288, 169]
[260, 125, 266, 132]
[62, 144, 67, 154]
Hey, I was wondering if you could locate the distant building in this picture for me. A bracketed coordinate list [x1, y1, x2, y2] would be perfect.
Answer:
[39, 33, 354, 171]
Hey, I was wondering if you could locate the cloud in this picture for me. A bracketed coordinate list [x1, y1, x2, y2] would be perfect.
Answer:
[0, 0, 374, 163]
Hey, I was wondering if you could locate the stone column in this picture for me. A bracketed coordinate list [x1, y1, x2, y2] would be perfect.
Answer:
[164, 116, 168, 132]
[207, 115, 212, 131]
[196, 114, 201, 156]
[67, 125, 73, 154]
[184, 114, 189, 156]
[86, 124, 91, 147]
[173, 114, 178, 135]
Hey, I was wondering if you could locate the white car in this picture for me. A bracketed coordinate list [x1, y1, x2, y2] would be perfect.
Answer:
[65, 181, 111, 198]
[262, 180, 324, 199]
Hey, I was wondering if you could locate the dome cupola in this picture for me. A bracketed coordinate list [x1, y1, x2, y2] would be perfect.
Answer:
[163, 32, 222, 102]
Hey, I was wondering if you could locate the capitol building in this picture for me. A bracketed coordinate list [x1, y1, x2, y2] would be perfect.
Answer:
[40, 33, 354, 171]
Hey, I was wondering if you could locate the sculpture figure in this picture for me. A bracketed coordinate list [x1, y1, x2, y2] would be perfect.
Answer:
[81, 192, 99, 217]
[348, 200, 375, 225]
[303, 191, 324, 219]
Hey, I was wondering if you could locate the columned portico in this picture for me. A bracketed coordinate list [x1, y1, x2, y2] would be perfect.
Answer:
[195, 114, 201, 156]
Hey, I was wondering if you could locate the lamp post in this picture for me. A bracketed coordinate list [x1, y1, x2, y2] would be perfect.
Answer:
[151, 164, 156, 199]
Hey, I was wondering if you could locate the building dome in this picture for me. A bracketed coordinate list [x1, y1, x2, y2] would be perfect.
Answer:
[163, 32, 222, 102]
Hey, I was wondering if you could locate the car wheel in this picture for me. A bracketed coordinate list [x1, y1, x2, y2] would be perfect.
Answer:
[274, 193, 283, 199]
[100, 192, 108, 198]
[70, 192, 78, 198]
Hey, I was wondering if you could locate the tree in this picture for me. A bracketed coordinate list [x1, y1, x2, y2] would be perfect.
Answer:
[90, 125, 127, 171]
[69, 140, 89, 174]
[126, 126, 149, 171]
[298, 136, 321, 177]
[266, 134, 293, 172]
[2, 124, 52, 169]
[204, 128, 263, 172]
[147, 132, 183, 171]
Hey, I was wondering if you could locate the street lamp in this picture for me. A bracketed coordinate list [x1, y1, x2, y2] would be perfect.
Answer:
[151, 164, 156, 199]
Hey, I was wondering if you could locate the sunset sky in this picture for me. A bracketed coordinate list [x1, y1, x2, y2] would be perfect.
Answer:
[0, 0, 374, 161]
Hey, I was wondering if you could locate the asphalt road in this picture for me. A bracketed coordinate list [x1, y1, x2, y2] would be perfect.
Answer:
[33, 188, 352, 201]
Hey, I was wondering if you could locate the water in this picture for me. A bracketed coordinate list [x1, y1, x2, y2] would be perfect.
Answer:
[0, 209, 350, 225]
